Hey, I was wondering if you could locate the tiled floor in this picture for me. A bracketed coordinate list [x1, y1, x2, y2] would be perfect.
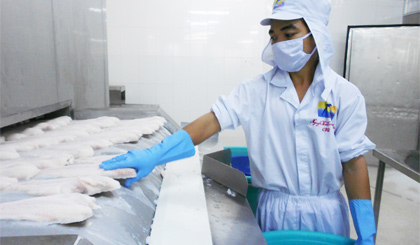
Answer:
[342, 164, 420, 244]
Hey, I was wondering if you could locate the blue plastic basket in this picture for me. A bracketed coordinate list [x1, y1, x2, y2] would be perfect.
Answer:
[224, 146, 248, 157]
[263, 230, 356, 245]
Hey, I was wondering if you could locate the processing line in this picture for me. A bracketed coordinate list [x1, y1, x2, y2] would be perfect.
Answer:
[0, 104, 265, 245]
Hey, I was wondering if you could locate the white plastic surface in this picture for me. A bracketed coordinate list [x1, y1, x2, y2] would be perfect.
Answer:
[148, 149, 212, 245]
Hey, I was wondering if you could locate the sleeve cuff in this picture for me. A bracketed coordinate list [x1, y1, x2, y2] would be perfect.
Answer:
[340, 137, 376, 162]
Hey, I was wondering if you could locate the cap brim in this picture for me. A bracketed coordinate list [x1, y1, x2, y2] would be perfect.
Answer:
[260, 12, 303, 26]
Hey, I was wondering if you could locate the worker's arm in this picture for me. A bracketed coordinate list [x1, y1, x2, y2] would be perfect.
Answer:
[183, 112, 221, 145]
[342, 155, 371, 200]
[342, 155, 376, 244]
[100, 112, 221, 187]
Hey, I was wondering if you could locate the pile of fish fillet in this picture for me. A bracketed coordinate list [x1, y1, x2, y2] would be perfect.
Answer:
[0, 116, 166, 224]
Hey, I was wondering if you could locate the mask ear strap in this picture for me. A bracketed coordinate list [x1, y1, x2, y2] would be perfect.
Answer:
[309, 46, 317, 55]
[261, 38, 275, 67]
[302, 32, 312, 39]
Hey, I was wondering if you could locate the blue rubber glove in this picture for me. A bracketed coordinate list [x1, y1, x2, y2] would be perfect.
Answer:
[349, 199, 376, 245]
[100, 129, 195, 187]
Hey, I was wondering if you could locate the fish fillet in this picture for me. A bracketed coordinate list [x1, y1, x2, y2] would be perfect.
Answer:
[0, 146, 20, 160]
[0, 164, 40, 180]
[120, 116, 166, 126]
[39, 163, 136, 179]
[20, 144, 94, 160]
[5, 133, 27, 141]
[45, 143, 94, 159]
[0, 177, 18, 190]
[22, 127, 44, 136]
[71, 116, 120, 129]
[2, 141, 38, 152]
[5, 128, 44, 141]
[34, 116, 72, 131]
[1, 154, 74, 169]
[71, 138, 113, 150]
[6, 176, 120, 196]
[74, 155, 119, 165]
[0, 193, 99, 224]
[89, 131, 140, 144]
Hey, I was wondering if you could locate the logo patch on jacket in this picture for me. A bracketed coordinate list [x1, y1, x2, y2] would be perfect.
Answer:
[318, 101, 337, 119]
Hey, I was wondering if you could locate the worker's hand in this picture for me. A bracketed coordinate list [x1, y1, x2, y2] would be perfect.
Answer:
[100, 129, 196, 187]
[349, 199, 376, 245]
[100, 149, 159, 187]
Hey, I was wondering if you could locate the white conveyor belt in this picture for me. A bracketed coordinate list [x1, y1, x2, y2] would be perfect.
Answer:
[148, 149, 212, 245]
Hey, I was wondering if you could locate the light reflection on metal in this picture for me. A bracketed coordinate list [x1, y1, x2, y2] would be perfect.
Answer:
[90, 39, 106, 43]
[88, 8, 103, 13]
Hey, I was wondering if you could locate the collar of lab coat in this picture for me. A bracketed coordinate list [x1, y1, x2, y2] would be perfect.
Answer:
[264, 65, 333, 101]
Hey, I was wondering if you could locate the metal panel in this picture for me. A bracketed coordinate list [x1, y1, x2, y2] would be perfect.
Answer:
[52, 0, 109, 111]
[344, 25, 420, 151]
[201, 149, 266, 245]
[1, 0, 59, 119]
[202, 150, 248, 197]
[204, 177, 267, 245]
[1, 0, 110, 127]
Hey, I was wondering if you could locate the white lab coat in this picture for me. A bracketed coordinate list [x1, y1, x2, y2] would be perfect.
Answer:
[211, 65, 375, 236]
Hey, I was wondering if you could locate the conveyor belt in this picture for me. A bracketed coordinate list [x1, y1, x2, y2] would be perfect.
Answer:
[0, 127, 171, 245]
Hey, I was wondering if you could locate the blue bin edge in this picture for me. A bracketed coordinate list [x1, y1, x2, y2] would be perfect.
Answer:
[263, 230, 356, 245]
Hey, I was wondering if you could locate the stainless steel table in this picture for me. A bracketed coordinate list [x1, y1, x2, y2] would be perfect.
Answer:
[372, 149, 419, 241]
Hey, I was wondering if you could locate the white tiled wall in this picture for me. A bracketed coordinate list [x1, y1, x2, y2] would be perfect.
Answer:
[107, 0, 404, 146]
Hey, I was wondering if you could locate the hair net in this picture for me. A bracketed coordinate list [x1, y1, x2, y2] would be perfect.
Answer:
[260, 0, 335, 73]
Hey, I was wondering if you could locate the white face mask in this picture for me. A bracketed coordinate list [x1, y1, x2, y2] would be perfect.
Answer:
[262, 32, 317, 72]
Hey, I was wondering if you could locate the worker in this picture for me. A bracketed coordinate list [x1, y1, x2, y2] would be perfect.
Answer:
[100, 0, 376, 244]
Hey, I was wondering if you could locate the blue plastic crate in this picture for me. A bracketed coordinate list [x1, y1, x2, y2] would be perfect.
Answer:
[224, 146, 248, 157]
[231, 155, 251, 176]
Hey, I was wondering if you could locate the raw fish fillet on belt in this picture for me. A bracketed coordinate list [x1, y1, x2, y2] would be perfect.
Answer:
[0, 193, 100, 224]
[0, 146, 20, 160]
[56, 123, 102, 134]
[0, 177, 18, 190]
[74, 155, 119, 165]
[71, 116, 120, 128]
[1, 133, 75, 152]
[86, 116, 166, 144]
[1, 154, 74, 169]
[33, 116, 72, 131]
[5, 176, 120, 196]
[71, 138, 114, 150]
[0, 164, 40, 180]
[89, 131, 140, 144]
[120, 116, 166, 126]
[45, 143, 95, 159]
[39, 163, 136, 179]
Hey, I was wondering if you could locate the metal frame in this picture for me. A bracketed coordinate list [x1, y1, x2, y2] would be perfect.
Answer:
[372, 149, 419, 242]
